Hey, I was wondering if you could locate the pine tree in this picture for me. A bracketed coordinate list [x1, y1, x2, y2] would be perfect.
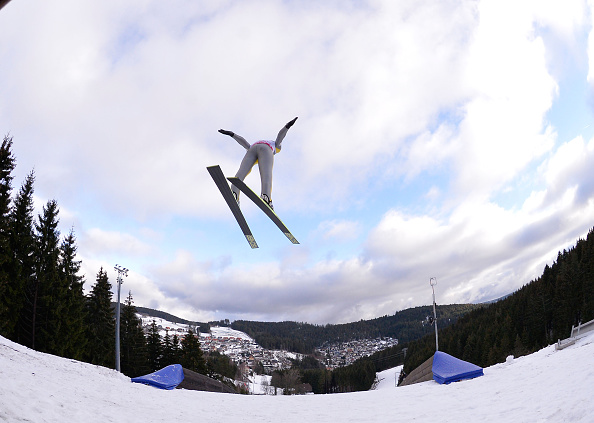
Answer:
[181, 328, 207, 374]
[33, 200, 64, 354]
[9, 172, 36, 346]
[207, 351, 239, 380]
[171, 334, 182, 364]
[120, 291, 148, 377]
[146, 319, 162, 371]
[59, 228, 87, 360]
[161, 330, 174, 367]
[85, 268, 115, 368]
[0, 135, 16, 337]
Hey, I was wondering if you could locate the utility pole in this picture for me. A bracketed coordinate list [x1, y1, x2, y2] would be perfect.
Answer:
[430, 277, 438, 351]
[114, 264, 128, 372]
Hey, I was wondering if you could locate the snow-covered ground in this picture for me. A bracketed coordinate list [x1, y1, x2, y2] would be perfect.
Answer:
[138, 314, 253, 341]
[373, 365, 403, 390]
[207, 326, 254, 341]
[247, 374, 274, 395]
[138, 315, 190, 337]
[1, 333, 593, 423]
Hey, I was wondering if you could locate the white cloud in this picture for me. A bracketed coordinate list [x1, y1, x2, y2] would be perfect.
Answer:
[589, 0, 594, 84]
[316, 219, 361, 241]
[533, 0, 587, 38]
[1, 0, 552, 215]
[82, 228, 154, 257]
[364, 134, 594, 307]
[542, 136, 594, 204]
[450, 0, 559, 199]
[2, 0, 594, 324]
[5, 0, 479, 214]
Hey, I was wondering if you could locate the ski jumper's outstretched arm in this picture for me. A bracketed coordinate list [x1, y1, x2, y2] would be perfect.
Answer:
[274, 117, 298, 153]
[218, 129, 250, 150]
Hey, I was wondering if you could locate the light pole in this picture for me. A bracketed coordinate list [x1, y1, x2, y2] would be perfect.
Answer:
[114, 264, 128, 372]
[430, 277, 438, 351]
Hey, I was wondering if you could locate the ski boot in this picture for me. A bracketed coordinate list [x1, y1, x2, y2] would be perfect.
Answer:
[261, 193, 274, 210]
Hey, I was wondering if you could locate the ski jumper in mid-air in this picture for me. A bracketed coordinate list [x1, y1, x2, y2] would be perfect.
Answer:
[218, 117, 297, 210]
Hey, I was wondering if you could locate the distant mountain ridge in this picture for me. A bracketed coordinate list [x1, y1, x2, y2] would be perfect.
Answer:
[128, 303, 481, 354]
[129, 305, 212, 333]
[134, 306, 205, 326]
[232, 304, 480, 353]
[478, 293, 513, 304]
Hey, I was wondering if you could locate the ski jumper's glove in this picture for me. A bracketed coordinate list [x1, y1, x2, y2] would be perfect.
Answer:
[218, 129, 234, 137]
[285, 117, 298, 129]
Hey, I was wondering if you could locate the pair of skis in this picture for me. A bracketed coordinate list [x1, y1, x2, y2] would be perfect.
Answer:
[207, 165, 299, 249]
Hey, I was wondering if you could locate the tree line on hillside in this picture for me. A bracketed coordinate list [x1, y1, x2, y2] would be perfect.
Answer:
[399, 227, 594, 384]
[231, 303, 479, 354]
[0, 135, 226, 383]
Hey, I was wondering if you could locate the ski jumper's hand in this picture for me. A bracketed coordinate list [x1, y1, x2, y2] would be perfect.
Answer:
[218, 129, 234, 136]
[285, 117, 298, 129]
[275, 117, 298, 152]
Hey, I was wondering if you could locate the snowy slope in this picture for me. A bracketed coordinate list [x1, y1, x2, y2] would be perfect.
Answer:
[1, 333, 593, 423]
[373, 365, 403, 390]
[208, 326, 254, 340]
[138, 313, 254, 341]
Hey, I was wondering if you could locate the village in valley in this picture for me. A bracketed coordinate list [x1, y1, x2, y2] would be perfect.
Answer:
[139, 315, 398, 373]
[317, 337, 399, 369]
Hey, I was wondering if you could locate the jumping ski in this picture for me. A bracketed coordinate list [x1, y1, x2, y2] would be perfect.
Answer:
[207, 165, 258, 249]
[227, 177, 299, 245]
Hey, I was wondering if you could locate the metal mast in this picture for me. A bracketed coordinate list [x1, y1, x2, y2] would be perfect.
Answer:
[114, 264, 128, 372]
[430, 277, 438, 351]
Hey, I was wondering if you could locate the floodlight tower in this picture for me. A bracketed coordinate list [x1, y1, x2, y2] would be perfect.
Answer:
[430, 277, 438, 351]
[114, 264, 129, 372]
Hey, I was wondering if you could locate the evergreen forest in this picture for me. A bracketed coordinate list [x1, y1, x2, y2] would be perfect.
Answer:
[0, 135, 212, 380]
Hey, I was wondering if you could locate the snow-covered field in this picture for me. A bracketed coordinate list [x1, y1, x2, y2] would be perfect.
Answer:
[1, 333, 593, 423]
[138, 314, 254, 341]
[207, 326, 254, 340]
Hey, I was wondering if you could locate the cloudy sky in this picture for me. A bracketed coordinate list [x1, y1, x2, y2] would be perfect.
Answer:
[1, 0, 593, 325]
